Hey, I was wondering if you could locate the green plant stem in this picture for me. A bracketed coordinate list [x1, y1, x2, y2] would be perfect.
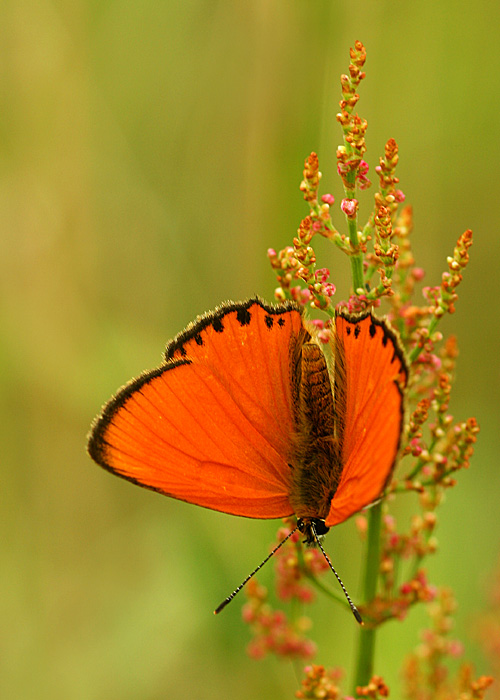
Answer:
[353, 502, 382, 691]
[349, 252, 364, 293]
[346, 219, 364, 293]
[341, 164, 365, 294]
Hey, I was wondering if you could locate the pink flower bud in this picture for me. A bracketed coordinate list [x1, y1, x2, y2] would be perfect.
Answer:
[448, 640, 464, 657]
[314, 267, 330, 283]
[317, 329, 331, 344]
[242, 605, 255, 623]
[322, 282, 336, 297]
[321, 193, 335, 205]
[359, 160, 369, 175]
[341, 198, 358, 218]
[389, 534, 400, 548]
[355, 515, 368, 535]
[411, 267, 425, 281]
[394, 189, 406, 202]
[310, 319, 325, 330]
[384, 514, 396, 530]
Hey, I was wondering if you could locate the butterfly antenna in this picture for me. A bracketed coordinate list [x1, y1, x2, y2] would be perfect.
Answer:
[311, 521, 363, 625]
[214, 526, 298, 615]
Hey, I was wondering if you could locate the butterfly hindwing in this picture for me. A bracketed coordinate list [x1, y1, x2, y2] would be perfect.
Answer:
[325, 310, 408, 527]
[88, 298, 306, 518]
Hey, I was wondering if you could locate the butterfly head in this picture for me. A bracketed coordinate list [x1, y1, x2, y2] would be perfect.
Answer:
[297, 517, 330, 546]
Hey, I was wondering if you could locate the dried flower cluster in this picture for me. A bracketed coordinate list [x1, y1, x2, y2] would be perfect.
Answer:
[242, 521, 331, 660]
[476, 560, 500, 698]
[295, 665, 391, 700]
[242, 577, 316, 661]
[403, 589, 493, 699]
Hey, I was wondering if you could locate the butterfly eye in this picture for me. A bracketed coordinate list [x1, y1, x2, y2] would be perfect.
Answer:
[297, 517, 329, 542]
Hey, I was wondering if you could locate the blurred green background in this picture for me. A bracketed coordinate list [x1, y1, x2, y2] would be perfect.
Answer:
[1, 1, 499, 698]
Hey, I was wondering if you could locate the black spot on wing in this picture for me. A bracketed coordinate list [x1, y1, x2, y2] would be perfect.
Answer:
[164, 296, 304, 361]
[212, 317, 224, 333]
[335, 307, 409, 385]
[236, 308, 251, 326]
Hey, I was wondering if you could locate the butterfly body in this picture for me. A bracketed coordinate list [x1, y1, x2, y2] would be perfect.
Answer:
[290, 338, 342, 522]
[88, 297, 408, 529]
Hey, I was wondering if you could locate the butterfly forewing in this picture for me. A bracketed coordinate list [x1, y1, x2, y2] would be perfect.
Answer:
[88, 298, 305, 518]
[165, 299, 306, 461]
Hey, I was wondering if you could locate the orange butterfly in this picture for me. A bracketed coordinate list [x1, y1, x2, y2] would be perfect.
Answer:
[88, 297, 408, 618]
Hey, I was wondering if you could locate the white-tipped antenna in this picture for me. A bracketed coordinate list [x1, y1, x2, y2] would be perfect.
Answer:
[214, 526, 298, 614]
[310, 521, 363, 624]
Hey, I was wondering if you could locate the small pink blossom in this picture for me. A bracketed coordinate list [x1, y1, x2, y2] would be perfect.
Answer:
[418, 352, 442, 371]
[383, 514, 396, 530]
[356, 160, 371, 189]
[322, 283, 336, 297]
[359, 160, 369, 175]
[341, 198, 358, 218]
[321, 193, 335, 205]
[355, 515, 368, 537]
[422, 285, 440, 302]
[290, 286, 312, 305]
[389, 534, 400, 548]
[317, 329, 332, 344]
[310, 319, 325, 330]
[448, 639, 464, 657]
[410, 438, 423, 457]
[315, 267, 330, 283]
